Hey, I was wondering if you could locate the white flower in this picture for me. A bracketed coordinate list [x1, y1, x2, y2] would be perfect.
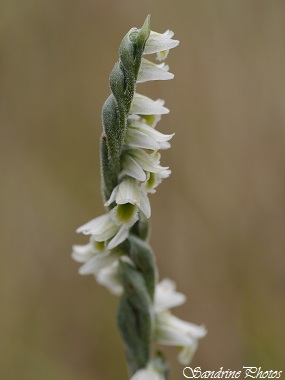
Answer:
[120, 148, 169, 184]
[129, 149, 168, 173]
[76, 213, 134, 250]
[125, 119, 174, 151]
[137, 58, 174, 83]
[141, 152, 171, 193]
[72, 237, 135, 295]
[78, 250, 120, 276]
[72, 236, 123, 293]
[105, 177, 151, 219]
[154, 278, 186, 312]
[71, 237, 106, 263]
[131, 361, 165, 380]
[77, 213, 118, 239]
[153, 279, 207, 365]
[120, 152, 147, 181]
[144, 30, 179, 61]
[130, 94, 169, 116]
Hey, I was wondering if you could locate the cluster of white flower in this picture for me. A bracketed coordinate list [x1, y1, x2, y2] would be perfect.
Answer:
[72, 30, 178, 289]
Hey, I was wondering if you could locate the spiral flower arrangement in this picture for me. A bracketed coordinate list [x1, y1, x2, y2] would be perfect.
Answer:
[72, 16, 206, 379]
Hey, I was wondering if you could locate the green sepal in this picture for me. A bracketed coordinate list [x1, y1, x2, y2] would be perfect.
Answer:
[128, 234, 156, 301]
[134, 15, 151, 77]
[117, 260, 152, 374]
[118, 31, 136, 112]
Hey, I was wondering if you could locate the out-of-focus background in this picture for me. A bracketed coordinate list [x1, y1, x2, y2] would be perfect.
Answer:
[1, 1, 285, 379]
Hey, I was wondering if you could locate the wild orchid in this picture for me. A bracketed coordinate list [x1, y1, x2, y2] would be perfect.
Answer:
[72, 15, 206, 379]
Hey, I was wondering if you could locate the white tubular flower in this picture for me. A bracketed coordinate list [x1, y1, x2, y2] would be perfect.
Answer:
[131, 361, 165, 380]
[153, 279, 207, 365]
[126, 149, 169, 173]
[144, 30, 179, 61]
[125, 126, 160, 151]
[120, 153, 147, 182]
[76, 213, 118, 239]
[105, 177, 140, 206]
[106, 177, 151, 219]
[71, 238, 106, 263]
[120, 149, 170, 193]
[141, 152, 171, 194]
[125, 119, 174, 151]
[130, 94, 169, 115]
[78, 251, 119, 276]
[72, 236, 124, 293]
[137, 58, 174, 83]
[76, 213, 134, 250]
[154, 278, 186, 312]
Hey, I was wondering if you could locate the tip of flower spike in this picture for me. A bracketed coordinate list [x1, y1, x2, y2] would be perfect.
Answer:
[137, 15, 151, 48]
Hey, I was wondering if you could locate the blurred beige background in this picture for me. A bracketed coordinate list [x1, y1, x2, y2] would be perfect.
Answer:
[1, 1, 285, 379]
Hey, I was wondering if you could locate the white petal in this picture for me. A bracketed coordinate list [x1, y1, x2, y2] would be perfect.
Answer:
[144, 30, 179, 55]
[137, 58, 174, 83]
[130, 120, 174, 143]
[130, 94, 169, 115]
[76, 214, 118, 241]
[129, 149, 168, 173]
[139, 191, 151, 218]
[107, 224, 130, 250]
[121, 153, 147, 181]
[155, 278, 186, 312]
[71, 243, 95, 263]
[125, 128, 160, 150]
[115, 178, 140, 205]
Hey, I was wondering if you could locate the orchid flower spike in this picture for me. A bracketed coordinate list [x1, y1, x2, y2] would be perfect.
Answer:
[72, 16, 206, 378]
